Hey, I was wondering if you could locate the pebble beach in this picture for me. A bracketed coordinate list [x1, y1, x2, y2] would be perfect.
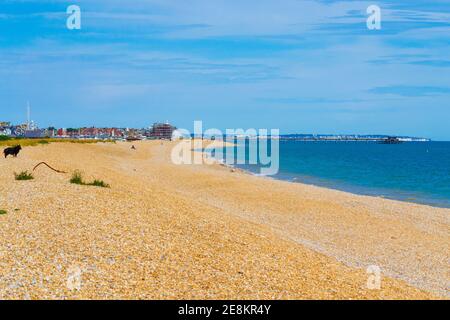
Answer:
[0, 141, 448, 299]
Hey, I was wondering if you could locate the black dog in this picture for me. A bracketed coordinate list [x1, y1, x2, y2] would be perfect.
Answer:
[3, 145, 22, 158]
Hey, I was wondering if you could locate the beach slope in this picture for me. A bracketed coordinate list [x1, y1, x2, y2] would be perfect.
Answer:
[0, 141, 447, 299]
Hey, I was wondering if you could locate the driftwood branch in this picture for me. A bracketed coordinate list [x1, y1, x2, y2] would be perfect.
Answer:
[32, 162, 67, 174]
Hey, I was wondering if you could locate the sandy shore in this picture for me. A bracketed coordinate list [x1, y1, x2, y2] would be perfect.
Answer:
[0, 140, 448, 299]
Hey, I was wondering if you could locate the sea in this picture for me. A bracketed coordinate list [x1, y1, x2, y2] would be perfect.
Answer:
[217, 140, 450, 208]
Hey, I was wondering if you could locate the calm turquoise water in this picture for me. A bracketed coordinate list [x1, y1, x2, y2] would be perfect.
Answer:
[232, 141, 450, 208]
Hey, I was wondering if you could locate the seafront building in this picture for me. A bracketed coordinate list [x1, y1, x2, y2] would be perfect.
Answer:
[148, 122, 177, 140]
[0, 119, 179, 141]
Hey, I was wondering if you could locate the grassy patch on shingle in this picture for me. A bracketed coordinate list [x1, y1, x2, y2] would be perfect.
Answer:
[70, 170, 84, 185]
[14, 171, 34, 181]
[88, 179, 110, 188]
[70, 170, 110, 188]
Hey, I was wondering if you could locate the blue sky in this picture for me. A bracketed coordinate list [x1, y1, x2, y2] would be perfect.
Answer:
[0, 0, 449, 140]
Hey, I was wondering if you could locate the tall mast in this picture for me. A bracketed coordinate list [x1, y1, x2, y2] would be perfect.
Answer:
[27, 101, 31, 130]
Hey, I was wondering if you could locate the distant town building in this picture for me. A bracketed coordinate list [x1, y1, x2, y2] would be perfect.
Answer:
[0, 127, 11, 136]
[43, 127, 56, 137]
[149, 122, 176, 140]
[24, 129, 45, 138]
[57, 128, 67, 137]
[0, 121, 11, 136]
[66, 128, 80, 138]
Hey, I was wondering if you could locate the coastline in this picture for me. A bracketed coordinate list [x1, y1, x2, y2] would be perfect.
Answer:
[236, 165, 450, 209]
[203, 140, 450, 209]
[0, 141, 448, 299]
